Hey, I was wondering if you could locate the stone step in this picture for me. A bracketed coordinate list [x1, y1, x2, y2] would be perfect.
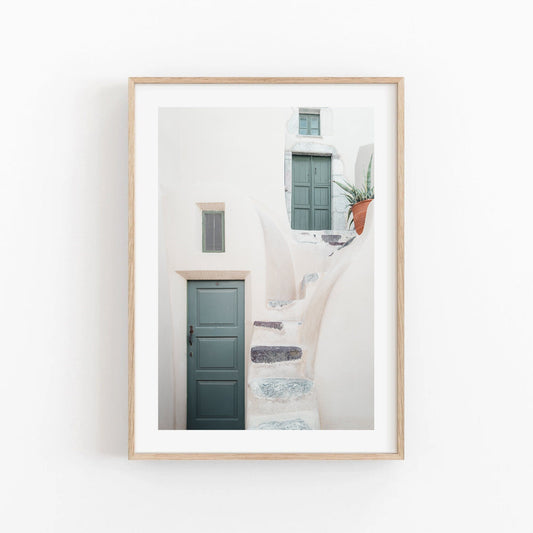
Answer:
[253, 321, 284, 330]
[247, 359, 305, 381]
[254, 319, 302, 330]
[262, 298, 307, 321]
[247, 383, 318, 417]
[299, 272, 320, 299]
[267, 299, 296, 309]
[251, 320, 302, 347]
[292, 229, 356, 246]
[247, 410, 320, 430]
[250, 345, 302, 363]
[302, 272, 319, 284]
[249, 378, 313, 401]
[253, 418, 311, 430]
[320, 234, 343, 245]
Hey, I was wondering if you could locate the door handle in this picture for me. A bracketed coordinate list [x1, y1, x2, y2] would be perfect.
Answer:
[188, 325, 194, 345]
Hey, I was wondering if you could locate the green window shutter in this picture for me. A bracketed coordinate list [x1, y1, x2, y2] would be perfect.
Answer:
[299, 114, 309, 135]
[309, 115, 320, 135]
[298, 112, 320, 135]
[202, 211, 225, 252]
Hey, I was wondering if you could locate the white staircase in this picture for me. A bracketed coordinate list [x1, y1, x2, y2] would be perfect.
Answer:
[246, 274, 321, 430]
[247, 205, 361, 430]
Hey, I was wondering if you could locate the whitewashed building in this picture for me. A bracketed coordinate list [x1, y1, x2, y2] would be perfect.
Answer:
[158, 107, 374, 430]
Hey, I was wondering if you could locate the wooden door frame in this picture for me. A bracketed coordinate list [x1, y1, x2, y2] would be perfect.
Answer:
[129, 77, 404, 460]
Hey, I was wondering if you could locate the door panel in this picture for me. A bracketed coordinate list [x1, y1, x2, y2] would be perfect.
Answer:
[196, 337, 237, 369]
[187, 280, 245, 429]
[314, 209, 330, 230]
[293, 208, 311, 230]
[293, 186, 311, 206]
[293, 155, 311, 185]
[291, 155, 331, 230]
[196, 381, 238, 419]
[312, 156, 330, 186]
[313, 187, 330, 207]
[196, 288, 238, 326]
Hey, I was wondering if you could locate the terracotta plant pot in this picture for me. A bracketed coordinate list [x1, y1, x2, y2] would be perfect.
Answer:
[352, 199, 373, 235]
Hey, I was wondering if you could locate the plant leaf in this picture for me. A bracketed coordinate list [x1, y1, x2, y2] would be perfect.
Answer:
[333, 179, 355, 195]
[366, 154, 373, 191]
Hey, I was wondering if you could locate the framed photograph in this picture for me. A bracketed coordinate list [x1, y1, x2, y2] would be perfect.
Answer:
[129, 77, 404, 459]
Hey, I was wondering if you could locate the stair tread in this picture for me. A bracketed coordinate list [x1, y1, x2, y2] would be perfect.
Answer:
[267, 299, 296, 309]
[248, 359, 305, 381]
[251, 320, 302, 346]
[250, 345, 302, 363]
[247, 386, 318, 416]
[247, 410, 320, 430]
[252, 418, 311, 430]
[253, 321, 284, 330]
[250, 377, 313, 400]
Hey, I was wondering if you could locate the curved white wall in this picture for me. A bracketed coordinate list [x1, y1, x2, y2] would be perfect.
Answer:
[255, 206, 297, 301]
[314, 204, 375, 429]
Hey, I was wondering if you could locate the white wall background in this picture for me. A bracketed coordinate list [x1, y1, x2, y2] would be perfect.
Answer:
[1, 0, 532, 531]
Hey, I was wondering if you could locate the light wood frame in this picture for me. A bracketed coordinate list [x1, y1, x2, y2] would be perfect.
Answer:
[128, 77, 404, 460]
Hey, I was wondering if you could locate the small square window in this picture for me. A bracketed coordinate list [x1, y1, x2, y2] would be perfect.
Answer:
[202, 211, 225, 252]
[299, 111, 320, 136]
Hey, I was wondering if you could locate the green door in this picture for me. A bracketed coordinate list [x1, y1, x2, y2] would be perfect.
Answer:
[292, 154, 331, 230]
[187, 280, 245, 429]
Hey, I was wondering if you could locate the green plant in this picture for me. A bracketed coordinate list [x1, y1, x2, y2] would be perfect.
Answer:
[333, 155, 374, 228]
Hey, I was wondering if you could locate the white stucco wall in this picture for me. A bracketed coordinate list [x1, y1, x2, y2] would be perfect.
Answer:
[158, 201, 175, 429]
[314, 205, 374, 429]
[158, 107, 374, 429]
[159, 108, 292, 429]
